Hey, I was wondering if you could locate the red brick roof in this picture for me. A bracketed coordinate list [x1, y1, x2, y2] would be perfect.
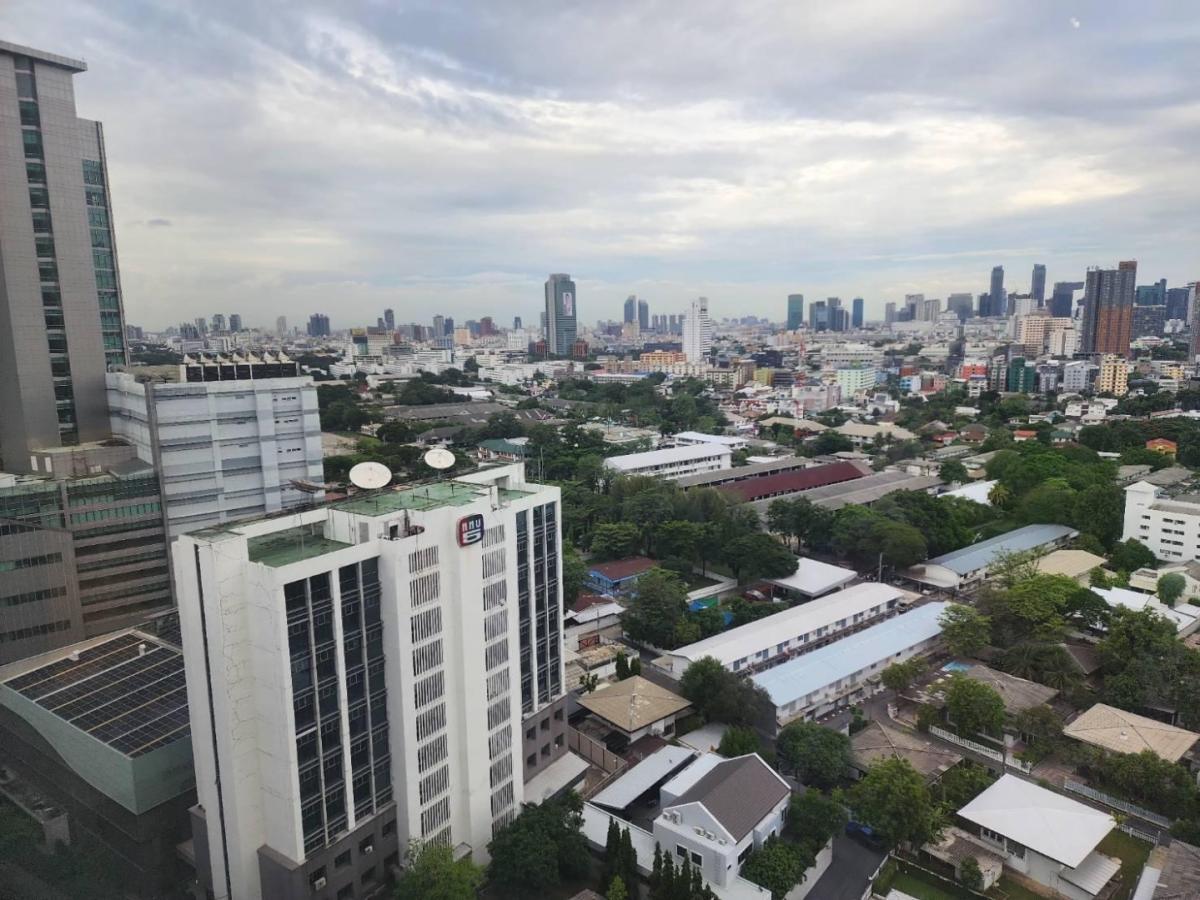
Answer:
[589, 556, 658, 581]
[571, 593, 610, 613]
[718, 461, 866, 502]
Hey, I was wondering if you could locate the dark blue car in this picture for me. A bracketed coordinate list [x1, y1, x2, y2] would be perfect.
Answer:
[845, 820, 886, 851]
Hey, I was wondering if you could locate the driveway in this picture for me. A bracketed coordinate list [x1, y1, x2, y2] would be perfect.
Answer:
[809, 833, 886, 900]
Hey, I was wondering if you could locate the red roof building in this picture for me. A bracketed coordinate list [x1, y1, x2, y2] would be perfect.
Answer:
[718, 461, 867, 502]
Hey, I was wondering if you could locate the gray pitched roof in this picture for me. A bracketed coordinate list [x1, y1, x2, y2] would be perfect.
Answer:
[1155, 840, 1200, 899]
[670, 755, 790, 841]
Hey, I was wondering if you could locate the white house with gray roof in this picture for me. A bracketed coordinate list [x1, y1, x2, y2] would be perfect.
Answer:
[653, 753, 791, 888]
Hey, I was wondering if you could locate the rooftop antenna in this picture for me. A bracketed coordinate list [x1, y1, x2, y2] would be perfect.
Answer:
[423, 447, 455, 482]
[349, 461, 393, 514]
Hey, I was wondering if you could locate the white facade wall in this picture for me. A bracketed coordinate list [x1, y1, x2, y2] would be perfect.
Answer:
[107, 372, 324, 535]
[1123, 482, 1200, 562]
[605, 446, 732, 480]
[175, 465, 564, 900]
[653, 795, 787, 888]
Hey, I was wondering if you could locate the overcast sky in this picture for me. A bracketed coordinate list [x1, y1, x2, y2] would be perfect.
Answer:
[4, 1, 1199, 329]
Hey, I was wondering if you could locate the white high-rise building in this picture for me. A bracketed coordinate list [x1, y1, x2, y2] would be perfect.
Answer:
[106, 353, 324, 535]
[1123, 481, 1200, 562]
[682, 296, 712, 363]
[175, 463, 577, 900]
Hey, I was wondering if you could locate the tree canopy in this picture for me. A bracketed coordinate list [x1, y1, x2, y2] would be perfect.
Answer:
[845, 757, 942, 847]
[776, 721, 852, 788]
[944, 674, 1005, 737]
[486, 793, 590, 899]
[395, 841, 484, 900]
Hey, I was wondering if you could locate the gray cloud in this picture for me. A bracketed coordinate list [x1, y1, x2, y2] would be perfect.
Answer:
[2, 0, 1198, 329]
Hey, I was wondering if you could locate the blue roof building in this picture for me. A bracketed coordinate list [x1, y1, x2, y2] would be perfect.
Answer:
[904, 524, 1078, 589]
[752, 602, 949, 729]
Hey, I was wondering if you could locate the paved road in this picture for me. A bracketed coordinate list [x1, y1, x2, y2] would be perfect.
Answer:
[809, 833, 886, 900]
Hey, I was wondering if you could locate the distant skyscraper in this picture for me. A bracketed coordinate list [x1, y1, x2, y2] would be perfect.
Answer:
[809, 300, 828, 331]
[637, 298, 649, 332]
[1135, 279, 1167, 306]
[544, 273, 577, 354]
[904, 294, 923, 321]
[1049, 281, 1083, 318]
[276, 315, 287, 335]
[0, 43, 129, 471]
[212, 313, 226, 332]
[1031, 264, 1046, 305]
[1080, 261, 1136, 358]
[196, 316, 208, 334]
[989, 266, 1006, 316]
[787, 294, 804, 330]
[229, 313, 242, 332]
[668, 314, 681, 334]
[432, 314, 444, 338]
[623, 294, 637, 324]
[307, 313, 331, 337]
[443, 316, 454, 336]
[682, 296, 712, 362]
[851, 297, 864, 329]
[826, 297, 844, 331]
[947, 293, 974, 322]
[884, 302, 897, 324]
[1167, 287, 1190, 322]
[384, 308, 395, 330]
[513, 315, 522, 330]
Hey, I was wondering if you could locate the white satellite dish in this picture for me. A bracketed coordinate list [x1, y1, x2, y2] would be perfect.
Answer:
[349, 461, 393, 490]
[424, 448, 456, 471]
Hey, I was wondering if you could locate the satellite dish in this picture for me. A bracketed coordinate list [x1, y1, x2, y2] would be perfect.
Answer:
[349, 461, 393, 490]
[424, 448, 456, 471]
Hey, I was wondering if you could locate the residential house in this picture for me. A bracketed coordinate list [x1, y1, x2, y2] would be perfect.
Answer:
[850, 721, 961, 781]
[956, 775, 1119, 900]
[577, 676, 692, 745]
[1063, 704, 1200, 766]
[587, 557, 659, 596]
[653, 754, 792, 889]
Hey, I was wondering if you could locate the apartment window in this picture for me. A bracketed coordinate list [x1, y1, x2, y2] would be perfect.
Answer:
[308, 867, 326, 888]
[540, 717, 550, 732]
[382, 819, 396, 837]
[360, 866, 376, 886]
[22, 130, 42, 158]
[336, 886, 353, 900]
[527, 753, 536, 768]
[359, 837, 374, 855]
[691, 852, 702, 866]
[676, 845, 687, 859]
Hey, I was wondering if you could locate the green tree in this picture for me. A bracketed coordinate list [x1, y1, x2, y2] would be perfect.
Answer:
[678, 657, 771, 727]
[786, 789, 847, 850]
[623, 568, 690, 649]
[562, 545, 588, 607]
[881, 657, 926, 693]
[775, 721, 852, 788]
[846, 757, 942, 847]
[607, 876, 629, 900]
[395, 841, 484, 900]
[739, 836, 814, 900]
[591, 523, 642, 560]
[1000, 573, 1076, 641]
[944, 674, 1005, 737]
[1071, 485, 1126, 549]
[938, 604, 991, 657]
[377, 420, 417, 444]
[1109, 539, 1156, 573]
[615, 652, 631, 680]
[959, 856, 984, 891]
[936, 762, 995, 810]
[717, 725, 761, 757]
[1158, 572, 1187, 607]
[1013, 704, 1063, 746]
[939, 460, 969, 484]
[487, 793, 590, 899]
[723, 533, 796, 584]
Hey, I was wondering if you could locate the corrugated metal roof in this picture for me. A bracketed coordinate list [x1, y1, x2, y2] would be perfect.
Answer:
[921, 524, 1078, 576]
[604, 443, 732, 471]
[752, 602, 949, 708]
[590, 745, 697, 810]
[719, 461, 866, 501]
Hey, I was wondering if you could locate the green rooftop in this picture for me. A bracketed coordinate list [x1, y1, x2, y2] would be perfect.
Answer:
[335, 480, 485, 516]
[247, 525, 351, 568]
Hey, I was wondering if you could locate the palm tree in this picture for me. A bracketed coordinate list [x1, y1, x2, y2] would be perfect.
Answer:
[988, 483, 1013, 509]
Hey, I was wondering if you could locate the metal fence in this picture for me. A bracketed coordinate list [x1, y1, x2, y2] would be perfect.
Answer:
[929, 725, 1033, 773]
[1062, 779, 1171, 829]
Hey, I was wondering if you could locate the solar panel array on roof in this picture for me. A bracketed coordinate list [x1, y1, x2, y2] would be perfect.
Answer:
[3, 631, 190, 758]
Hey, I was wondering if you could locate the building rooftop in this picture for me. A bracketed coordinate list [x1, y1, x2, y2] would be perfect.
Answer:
[674, 455, 808, 488]
[962, 665, 1059, 714]
[751, 602, 949, 708]
[850, 720, 961, 779]
[671, 582, 905, 668]
[588, 556, 659, 582]
[1063, 703, 1200, 763]
[719, 460, 867, 502]
[1151, 839, 1200, 899]
[957, 774, 1113, 868]
[604, 443, 732, 472]
[577, 676, 691, 733]
[765, 557, 857, 597]
[665, 753, 790, 842]
[0, 39, 87, 72]
[590, 745, 697, 811]
[1093, 586, 1200, 633]
[916, 524, 1078, 577]
[1033, 549, 1107, 580]
[246, 523, 352, 568]
[0, 629, 187, 759]
[808, 471, 942, 510]
[335, 479, 489, 515]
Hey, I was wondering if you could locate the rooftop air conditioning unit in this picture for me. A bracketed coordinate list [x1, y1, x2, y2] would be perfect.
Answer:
[694, 826, 704, 836]
[704, 831, 715, 840]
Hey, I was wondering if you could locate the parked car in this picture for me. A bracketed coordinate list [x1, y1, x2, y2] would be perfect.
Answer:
[845, 821, 886, 851]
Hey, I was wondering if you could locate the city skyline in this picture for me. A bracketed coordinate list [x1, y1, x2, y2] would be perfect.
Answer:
[1, 2, 1197, 328]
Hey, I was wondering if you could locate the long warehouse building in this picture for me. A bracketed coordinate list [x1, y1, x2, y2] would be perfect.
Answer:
[657, 582, 905, 678]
